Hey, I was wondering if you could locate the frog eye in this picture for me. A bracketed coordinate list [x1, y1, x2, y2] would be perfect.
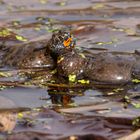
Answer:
[63, 37, 73, 48]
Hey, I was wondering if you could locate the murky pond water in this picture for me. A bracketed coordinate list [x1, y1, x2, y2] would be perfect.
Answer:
[0, 0, 140, 139]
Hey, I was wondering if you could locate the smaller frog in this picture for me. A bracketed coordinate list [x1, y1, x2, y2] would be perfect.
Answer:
[0, 40, 54, 69]
[0, 30, 76, 70]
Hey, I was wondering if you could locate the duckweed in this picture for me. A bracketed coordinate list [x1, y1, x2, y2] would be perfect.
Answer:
[92, 3, 104, 10]
[12, 21, 20, 26]
[78, 79, 90, 84]
[112, 88, 124, 93]
[132, 103, 140, 109]
[96, 41, 113, 45]
[36, 17, 46, 21]
[0, 72, 11, 77]
[0, 85, 7, 90]
[68, 74, 76, 82]
[132, 79, 140, 83]
[45, 26, 59, 33]
[15, 35, 28, 42]
[0, 28, 11, 37]
[56, 1, 66, 6]
[39, 0, 48, 4]
[96, 38, 118, 46]
[132, 117, 140, 128]
[51, 69, 57, 74]
[17, 112, 23, 119]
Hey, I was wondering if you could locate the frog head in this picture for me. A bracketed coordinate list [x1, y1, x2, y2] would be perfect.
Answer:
[46, 30, 76, 57]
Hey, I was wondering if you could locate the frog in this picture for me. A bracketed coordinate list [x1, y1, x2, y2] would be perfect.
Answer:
[0, 30, 76, 82]
[0, 30, 75, 68]
[0, 40, 54, 69]
[54, 31, 140, 84]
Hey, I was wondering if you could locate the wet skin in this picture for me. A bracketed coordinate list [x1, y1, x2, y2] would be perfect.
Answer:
[0, 40, 54, 69]
[57, 50, 140, 84]
[50, 31, 140, 84]
[84, 52, 139, 84]
[0, 30, 140, 84]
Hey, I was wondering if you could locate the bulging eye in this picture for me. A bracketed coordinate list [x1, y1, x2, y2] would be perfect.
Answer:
[63, 33, 75, 48]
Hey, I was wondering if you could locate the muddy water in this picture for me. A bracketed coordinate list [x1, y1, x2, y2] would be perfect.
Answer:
[0, 0, 140, 140]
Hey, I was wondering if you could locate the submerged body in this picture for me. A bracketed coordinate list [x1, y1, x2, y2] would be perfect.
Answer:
[86, 52, 140, 84]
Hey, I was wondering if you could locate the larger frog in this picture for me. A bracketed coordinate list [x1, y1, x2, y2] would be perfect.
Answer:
[51, 31, 140, 84]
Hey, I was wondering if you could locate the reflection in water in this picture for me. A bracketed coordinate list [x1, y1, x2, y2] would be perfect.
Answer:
[50, 93, 73, 106]
[48, 85, 85, 107]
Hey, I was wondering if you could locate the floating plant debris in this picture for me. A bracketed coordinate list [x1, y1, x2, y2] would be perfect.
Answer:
[68, 74, 76, 82]
[132, 79, 140, 83]
[15, 35, 28, 42]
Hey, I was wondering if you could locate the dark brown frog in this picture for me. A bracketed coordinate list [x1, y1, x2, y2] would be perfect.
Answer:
[54, 32, 140, 84]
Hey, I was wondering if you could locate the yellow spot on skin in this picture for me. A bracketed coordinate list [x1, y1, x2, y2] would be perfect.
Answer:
[68, 74, 76, 82]
[63, 37, 72, 48]
[51, 69, 57, 74]
[79, 53, 86, 58]
[57, 57, 64, 63]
